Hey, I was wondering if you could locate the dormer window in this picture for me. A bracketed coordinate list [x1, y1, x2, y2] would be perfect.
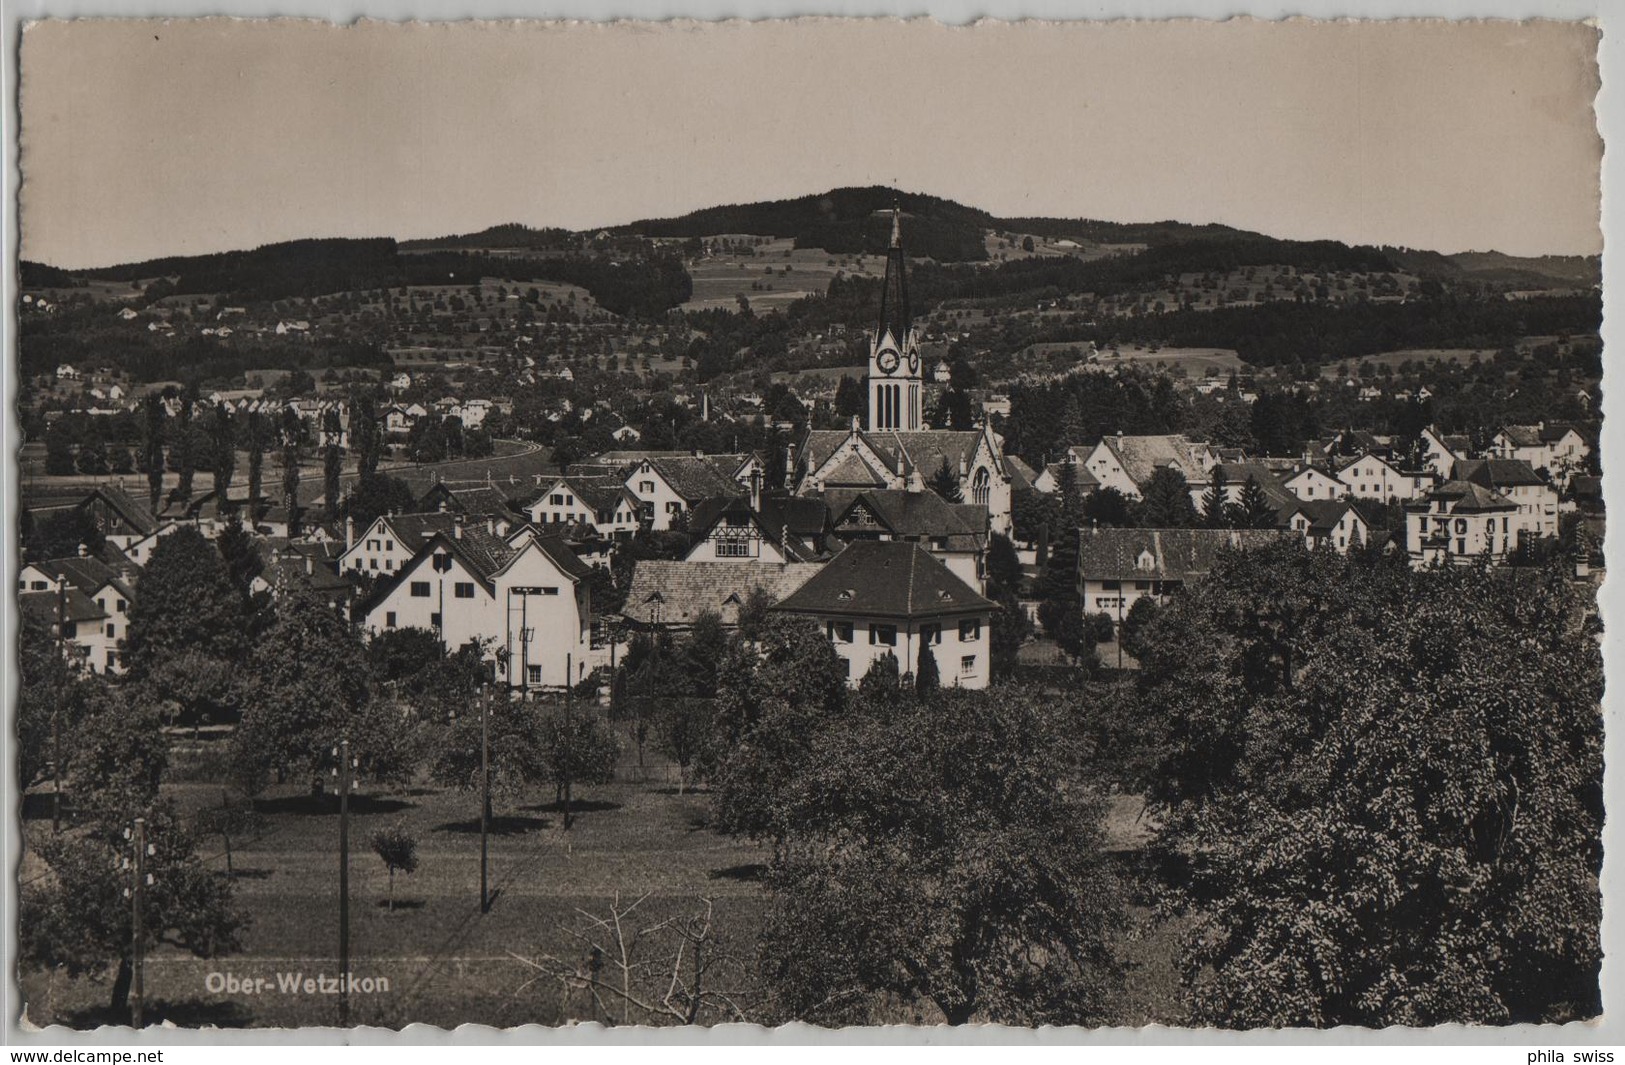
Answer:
[1136, 549, 1156, 571]
[837, 589, 856, 602]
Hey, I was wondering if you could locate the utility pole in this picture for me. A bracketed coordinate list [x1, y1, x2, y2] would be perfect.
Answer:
[54, 577, 66, 833]
[480, 684, 490, 914]
[335, 738, 354, 1026]
[563, 652, 574, 831]
[130, 817, 148, 1028]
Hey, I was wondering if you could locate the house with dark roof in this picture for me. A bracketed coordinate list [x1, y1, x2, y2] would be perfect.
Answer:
[360, 524, 595, 691]
[19, 583, 116, 675]
[521, 475, 642, 540]
[820, 488, 987, 588]
[685, 490, 831, 564]
[1420, 426, 1473, 480]
[1276, 498, 1371, 554]
[74, 485, 158, 547]
[340, 512, 461, 577]
[1454, 458, 1559, 541]
[415, 482, 519, 529]
[772, 540, 996, 689]
[1487, 423, 1591, 488]
[1076, 527, 1287, 617]
[1404, 480, 1519, 567]
[620, 560, 821, 632]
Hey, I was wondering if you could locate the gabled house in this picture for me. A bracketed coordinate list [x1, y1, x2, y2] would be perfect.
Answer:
[340, 512, 460, 577]
[1336, 452, 1432, 502]
[821, 488, 987, 589]
[1488, 423, 1591, 487]
[74, 486, 159, 549]
[1282, 464, 1347, 502]
[17, 554, 136, 674]
[1076, 526, 1286, 618]
[1077, 433, 1217, 505]
[684, 490, 830, 564]
[1420, 426, 1471, 480]
[20, 582, 116, 674]
[522, 476, 642, 540]
[360, 524, 594, 691]
[1277, 498, 1370, 554]
[415, 482, 517, 532]
[772, 540, 996, 689]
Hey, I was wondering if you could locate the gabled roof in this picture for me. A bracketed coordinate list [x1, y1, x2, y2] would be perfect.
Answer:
[644, 455, 745, 501]
[687, 494, 829, 562]
[1216, 463, 1297, 510]
[77, 485, 158, 536]
[417, 483, 516, 519]
[499, 527, 594, 583]
[773, 540, 994, 621]
[824, 489, 986, 552]
[526, 475, 632, 517]
[799, 428, 992, 485]
[30, 555, 123, 595]
[1078, 527, 1287, 581]
[1098, 434, 1213, 488]
[1004, 455, 1039, 492]
[1288, 498, 1362, 535]
[821, 449, 893, 488]
[1454, 458, 1548, 490]
[621, 560, 821, 627]
[1495, 424, 1546, 448]
[372, 512, 461, 550]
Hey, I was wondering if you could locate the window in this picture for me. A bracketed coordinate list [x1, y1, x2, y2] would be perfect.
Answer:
[666, 501, 682, 514]
[367, 539, 379, 550]
[870, 624, 897, 647]
[716, 539, 752, 558]
[959, 619, 981, 641]
[117, 599, 127, 613]
[370, 558, 379, 570]
[541, 586, 560, 596]
[828, 621, 854, 643]
[527, 665, 543, 685]
[386, 611, 397, 628]
[921, 624, 942, 645]
[106, 623, 116, 638]
[98, 598, 106, 610]
[1456, 538, 1466, 554]
[385, 541, 394, 552]
[107, 650, 117, 669]
[551, 493, 566, 506]
[639, 481, 655, 495]
[385, 560, 394, 571]
[961, 655, 976, 677]
[410, 581, 431, 597]
[30, 580, 46, 591]
[454, 582, 475, 598]
[430, 612, 442, 627]
[1101, 579, 1121, 591]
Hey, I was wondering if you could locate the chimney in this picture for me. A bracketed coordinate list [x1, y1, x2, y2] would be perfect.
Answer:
[453, 516, 464, 540]
[749, 468, 763, 511]
[77, 542, 88, 557]
[345, 516, 355, 550]
[305, 555, 314, 577]
[439, 500, 448, 513]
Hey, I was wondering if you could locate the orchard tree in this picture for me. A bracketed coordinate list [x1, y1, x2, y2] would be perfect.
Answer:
[20, 804, 247, 1021]
[758, 687, 1125, 1026]
[122, 526, 245, 679]
[536, 702, 621, 830]
[370, 824, 419, 912]
[1136, 545, 1601, 1027]
[231, 588, 372, 780]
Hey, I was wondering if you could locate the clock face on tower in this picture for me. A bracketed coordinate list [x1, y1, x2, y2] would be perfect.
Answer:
[908, 352, 920, 375]
[876, 348, 900, 375]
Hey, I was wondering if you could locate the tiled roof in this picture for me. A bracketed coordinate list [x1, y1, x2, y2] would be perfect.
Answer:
[821, 450, 892, 488]
[78, 485, 158, 536]
[799, 429, 988, 483]
[1497, 425, 1545, 448]
[378, 512, 460, 549]
[1454, 458, 1547, 490]
[824, 489, 986, 552]
[773, 540, 993, 621]
[1217, 463, 1297, 510]
[1078, 527, 1287, 582]
[503, 528, 594, 583]
[20, 586, 108, 626]
[1425, 480, 1517, 513]
[417, 483, 517, 518]
[621, 560, 821, 627]
[1004, 455, 1039, 492]
[644, 456, 742, 502]
[1102, 434, 1213, 488]
[687, 494, 829, 561]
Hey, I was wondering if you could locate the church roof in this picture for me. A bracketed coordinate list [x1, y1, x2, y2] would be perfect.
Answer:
[774, 540, 994, 621]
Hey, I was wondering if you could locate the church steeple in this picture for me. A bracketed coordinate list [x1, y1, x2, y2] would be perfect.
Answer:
[875, 205, 911, 349]
[867, 205, 923, 432]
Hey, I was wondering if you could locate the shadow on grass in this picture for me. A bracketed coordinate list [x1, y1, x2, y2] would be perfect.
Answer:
[376, 899, 427, 911]
[218, 868, 276, 880]
[253, 794, 417, 817]
[432, 814, 550, 835]
[521, 799, 623, 815]
[708, 862, 767, 883]
[62, 999, 256, 1030]
[650, 785, 712, 797]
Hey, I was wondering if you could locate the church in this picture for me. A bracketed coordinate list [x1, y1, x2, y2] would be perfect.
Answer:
[792, 209, 1014, 535]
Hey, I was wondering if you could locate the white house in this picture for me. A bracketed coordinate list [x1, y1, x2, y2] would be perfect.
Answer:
[360, 525, 594, 691]
[1420, 426, 1471, 480]
[1336, 453, 1431, 502]
[1454, 458, 1560, 543]
[1076, 527, 1286, 619]
[1077, 433, 1217, 506]
[773, 540, 995, 689]
[1488, 423, 1591, 487]
[1282, 465, 1347, 502]
[1278, 499, 1370, 554]
[340, 513, 459, 577]
[1405, 481, 1519, 567]
[523, 477, 642, 539]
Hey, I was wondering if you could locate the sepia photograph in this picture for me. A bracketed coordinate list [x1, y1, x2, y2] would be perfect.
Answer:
[9, 14, 1607, 1035]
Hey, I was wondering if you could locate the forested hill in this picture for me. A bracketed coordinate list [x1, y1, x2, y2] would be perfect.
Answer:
[26, 238, 692, 318]
[613, 186, 998, 262]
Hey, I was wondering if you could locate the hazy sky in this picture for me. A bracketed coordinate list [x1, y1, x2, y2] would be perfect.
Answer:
[20, 17, 1601, 267]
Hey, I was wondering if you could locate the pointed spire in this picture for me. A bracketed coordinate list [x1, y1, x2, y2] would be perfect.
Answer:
[876, 206, 911, 349]
[890, 204, 903, 249]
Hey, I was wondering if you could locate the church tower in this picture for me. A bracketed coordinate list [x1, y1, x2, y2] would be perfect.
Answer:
[868, 208, 923, 431]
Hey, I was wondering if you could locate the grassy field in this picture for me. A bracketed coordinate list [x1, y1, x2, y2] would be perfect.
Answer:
[18, 438, 555, 516]
[683, 238, 884, 312]
[19, 718, 1183, 1030]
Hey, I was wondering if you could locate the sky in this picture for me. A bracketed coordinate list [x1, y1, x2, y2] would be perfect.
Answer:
[19, 17, 1602, 268]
